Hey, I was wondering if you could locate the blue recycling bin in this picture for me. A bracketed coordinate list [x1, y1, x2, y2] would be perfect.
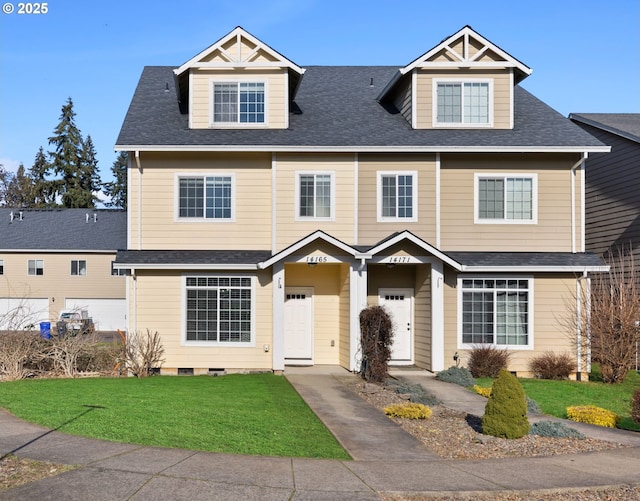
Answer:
[39, 322, 51, 339]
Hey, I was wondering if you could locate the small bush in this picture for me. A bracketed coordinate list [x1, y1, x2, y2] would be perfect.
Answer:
[387, 380, 440, 406]
[0, 332, 48, 380]
[632, 388, 640, 424]
[526, 396, 542, 415]
[468, 345, 511, 378]
[384, 402, 432, 420]
[473, 385, 492, 398]
[482, 369, 530, 439]
[359, 306, 393, 383]
[529, 421, 585, 439]
[529, 351, 575, 380]
[435, 366, 476, 387]
[123, 329, 165, 378]
[566, 405, 619, 428]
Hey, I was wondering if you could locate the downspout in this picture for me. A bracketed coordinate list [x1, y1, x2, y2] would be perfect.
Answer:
[570, 153, 587, 253]
[576, 272, 592, 380]
[135, 151, 142, 250]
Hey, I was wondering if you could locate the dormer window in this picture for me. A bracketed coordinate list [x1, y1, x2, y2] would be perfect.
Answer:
[434, 79, 492, 127]
[211, 81, 265, 125]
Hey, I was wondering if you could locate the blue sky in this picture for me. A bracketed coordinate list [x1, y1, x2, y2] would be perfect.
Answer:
[1, 0, 638, 187]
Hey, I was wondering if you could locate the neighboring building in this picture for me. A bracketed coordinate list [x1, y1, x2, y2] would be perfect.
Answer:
[0, 209, 127, 331]
[569, 113, 640, 263]
[114, 26, 608, 376]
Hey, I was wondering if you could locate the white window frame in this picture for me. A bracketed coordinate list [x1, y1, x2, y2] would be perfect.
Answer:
[474, 173, 538, 224]
[209, 79, 268, 127]
[0, 259, 3, 275]
[174, 173, 236, 222]
[27, 259, 44, 276]
[457, 275, 534, 350]
[433, 78, 493, 128]
[376, 171, 418, 222]
[295, 171, 335, 221]
[70, 259, 87, 276]
[181, 274, 256, 347]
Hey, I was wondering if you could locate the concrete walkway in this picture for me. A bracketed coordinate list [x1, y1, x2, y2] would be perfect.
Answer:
[0, 367, 639, 500]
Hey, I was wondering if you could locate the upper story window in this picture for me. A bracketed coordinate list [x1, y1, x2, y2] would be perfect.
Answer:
[0, 260, 3, 275]
[377, 171, 417, 222]
[459, 278, 531, 349]
[475, 174, 537, 224]
[71, 260, 87, 276]
[177, 174, 234, 221]
[212, 81, 265, 125]
[296, 172, 334, 220]
[434, 80, 492, 127]
[28, 259, 43, 276]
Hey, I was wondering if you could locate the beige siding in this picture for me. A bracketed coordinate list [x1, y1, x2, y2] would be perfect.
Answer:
[190, 69, 287, 129]
[414, 264, 432, 370]
[440, 153, 582, 252]
[339, 264, 351, 368]
[414, 70, 512, 129]
[0, 252, 125, 324]
[133, 270, 273, 371]
[130, 151, 272, 250]
[358, 154, 437, 246]
[275, 153, 356, 251]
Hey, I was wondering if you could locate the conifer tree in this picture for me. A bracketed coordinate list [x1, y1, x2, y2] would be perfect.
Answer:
[4, 164, 34, 207]
[30, 146, 56, 207]
[0, 164, 8, 206]
[78, 135, 101, 208]
[104, 151, 128, 209]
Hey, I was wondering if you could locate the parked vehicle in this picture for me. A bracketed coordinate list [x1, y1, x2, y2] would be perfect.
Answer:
[56, 310, 94, 335]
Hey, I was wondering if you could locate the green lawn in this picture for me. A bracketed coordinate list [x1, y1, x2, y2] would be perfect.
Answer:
[0, 374, 350, 459]
[476, 368, 640, 432]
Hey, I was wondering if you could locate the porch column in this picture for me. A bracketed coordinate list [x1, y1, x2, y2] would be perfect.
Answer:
[272, 261, 285, 371]
[431, 260, 445, 372]
[350, 259, 368, 372]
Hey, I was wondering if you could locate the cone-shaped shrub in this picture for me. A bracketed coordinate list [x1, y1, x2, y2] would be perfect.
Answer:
[482, 369, 530, 439]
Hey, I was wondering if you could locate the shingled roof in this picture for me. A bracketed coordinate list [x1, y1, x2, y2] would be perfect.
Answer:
[0, 209, 127, 251]
[116, 65, 606, 152]
[569, 113, 640, 144]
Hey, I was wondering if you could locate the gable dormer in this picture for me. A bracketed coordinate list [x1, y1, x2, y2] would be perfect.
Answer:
[379, 26, 532, 130]
[174, 27, 305, 130]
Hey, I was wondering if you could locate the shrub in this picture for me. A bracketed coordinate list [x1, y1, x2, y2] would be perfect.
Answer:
[529, 421, 585, 439]
[632, 388, 640, 424]
[359, 306, 393, 383]
[529, 351, 575, 380]
[468, 345, 511, 378]
[473, 385, 492, 398]
[387, 380, 440, 406]
[435, 366, 476, 387]
[77, 341, 126, 374]
[526, 396, 542, 415]
[122, 329, 165, 378]
[0, 332, 47, 380]
[566, 405, 619, 428]
[482, 369, 530, 439]
[384, 402, 432, 420]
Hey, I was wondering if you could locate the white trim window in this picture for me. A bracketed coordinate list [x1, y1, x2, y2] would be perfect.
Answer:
[28, 259, 44, 276]
[377, 171, 418, 222]
[70, 260, 87, 276]
[0, 259, 3, 275]
[459, 277, 532, 349]
[434, 79, 492, 127]
[211, 81, 266, 125]
[184, 276, 254, 345]
[177, 174, 235, 221]
[475, 174, 537, 223]
[296, 172, 334, 220]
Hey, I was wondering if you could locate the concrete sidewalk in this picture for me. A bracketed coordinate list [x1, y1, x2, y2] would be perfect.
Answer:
[1, 368, 639, 500]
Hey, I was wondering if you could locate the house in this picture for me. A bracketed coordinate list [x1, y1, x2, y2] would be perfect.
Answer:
[0, 209, 127, 332]
[569, 114, 640, 264]
[114, 26, 609, 377]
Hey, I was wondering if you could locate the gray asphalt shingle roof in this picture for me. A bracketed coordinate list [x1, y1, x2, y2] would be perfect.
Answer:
[0, 209, 127, 251]
[116, 66, 605, 150]
[569, 113, 640, 144]
[115, 249, 271, 266]
[446, 251, 604, 268]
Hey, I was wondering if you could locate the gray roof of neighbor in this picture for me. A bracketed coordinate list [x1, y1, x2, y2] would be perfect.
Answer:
[0, 209, 127, 251]
[116, 66, 606, 150]
[569, 113, 640, 144]
[115, 249, 271, 266]
[446, 251, 604, 268]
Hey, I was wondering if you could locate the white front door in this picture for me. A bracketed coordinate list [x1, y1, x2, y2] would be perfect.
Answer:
[284, 287, 314, 362]
[379, 288, 413, 364]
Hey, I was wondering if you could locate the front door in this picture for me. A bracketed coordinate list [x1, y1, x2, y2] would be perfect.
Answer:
[379, 288, 413, 364]
[284, 287, 314, 363]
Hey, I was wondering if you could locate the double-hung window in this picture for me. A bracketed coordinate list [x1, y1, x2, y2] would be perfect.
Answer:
[28, 259, 43, 276]
[184, 276, 253, 345]
[297, 172, 334, 220]
[460, 278, 531, 348]
[476, 174, 536, 223]
[435, 80, 491, 126]
[71, 260, 87, 276]
[177, 175, 234, 221]
[212, 81, 265, 125]
[378, 172, 417, 222]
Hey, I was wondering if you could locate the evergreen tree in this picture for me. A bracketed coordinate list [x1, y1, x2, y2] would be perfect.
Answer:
[78, 135, 101, 208]
[30, 146, 57, 207]
[0, 164, 8, 206]
[4, 164, 35, 207]
[104, 151, 128, 209]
